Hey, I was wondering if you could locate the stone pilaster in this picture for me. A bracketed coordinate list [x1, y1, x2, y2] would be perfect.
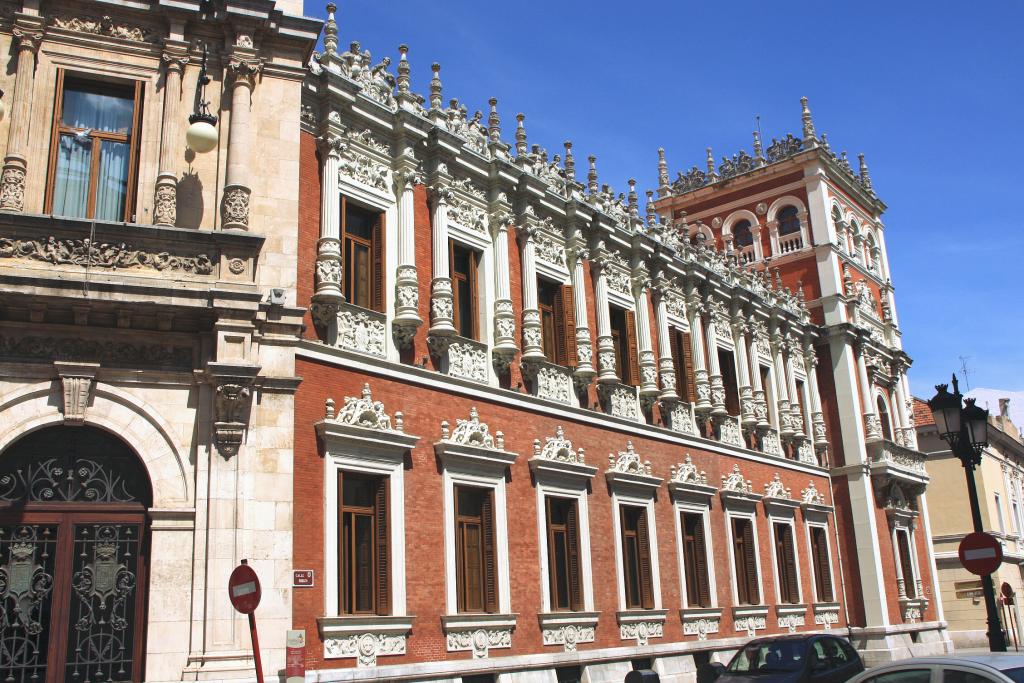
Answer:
[0, 21, 44, 212]
[519, 219, 544, 362]
[749, 323, 770, 431]
[393, 166, 424, 348]
[785, 337, 806, 440]
[856, 338, 882, 442]
[154, 45, 190, 227]
[490, 209, 517, 370]
[733, 313, 756, 430]
[570, 247, 595, 382]
[428, 183, 455, 341]
[310, 135, 344, 327]
[772, 330, 793, 437]
[592, 254, 617, 384]
[704, 301, 726, 417]
[221, 53, 262, 230]
[804, 343, 829, 450]
[688, 294, 712, 413]
[652, 281, 677, 402]
[634, 282, 659, 399]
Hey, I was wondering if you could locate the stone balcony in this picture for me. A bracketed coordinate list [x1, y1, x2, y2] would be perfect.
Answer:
[866, 438, 929, 489]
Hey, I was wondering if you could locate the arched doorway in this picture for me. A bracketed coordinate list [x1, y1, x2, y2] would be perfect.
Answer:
[0, 426, 152, 682]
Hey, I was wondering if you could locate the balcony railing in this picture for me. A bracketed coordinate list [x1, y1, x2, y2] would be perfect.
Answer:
[336, 302, 387, 358]
[866, 438, 929, 485]
[524, 360, 575, 405]
[777, 232, 803, 255]
[444, 336, 489, 384]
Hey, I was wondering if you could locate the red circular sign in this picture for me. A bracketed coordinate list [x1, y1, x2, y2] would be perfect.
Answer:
[959, 532, 1003, 576]
[228, 562, 262, 614]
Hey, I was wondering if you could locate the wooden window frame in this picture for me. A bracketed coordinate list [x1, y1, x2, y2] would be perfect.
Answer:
[619, 503, 655, 610]
[544, 496, 583, 612]
[450, 239, 480, 340]
[730, 515, 761, 606]
[680, 510, 713, 608]
[808, 523, 835, 603]
[539, 278, 577, 367]
[895, 527, 917, 599]
[337, 470, 390, 616]
[668, 327, 693, 402]
[45, 70, 144, 222]
[341, 196, 385, 312]
[772, 520, 801, 604]
[718, 347, 741, 417]
[610, 306, 639, 386]
[455, 485, 497, 614]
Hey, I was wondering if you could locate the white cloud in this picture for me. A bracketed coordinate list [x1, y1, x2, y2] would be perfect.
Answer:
[967, 387, 1024, 436]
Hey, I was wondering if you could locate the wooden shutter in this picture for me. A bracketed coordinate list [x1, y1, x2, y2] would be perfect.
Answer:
[813, 527, 834, 602]
[559, 285, 578, 367]
[625, 311, 640, 386]
[897, 530, 915, 596]
[780, 525, 799, 603]
[636, 508, 655, 609]
[742, 519, 759, 604]
[553, 287, 568, 366]
[682, 332, 696, 403]
[469, 248, 479, 340]
[373, 479, 390, 614]
[482, 491, 498, 613]
[372, 214, 385, 312]
[566, 501, 582, 611]
[691, 515, 712, 607]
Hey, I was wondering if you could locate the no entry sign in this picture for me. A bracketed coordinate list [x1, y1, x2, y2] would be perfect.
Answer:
[228, 561, 262, 614]
[959, 532, 1003, 576]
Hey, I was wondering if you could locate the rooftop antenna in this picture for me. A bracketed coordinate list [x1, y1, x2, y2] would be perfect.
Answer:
[958, 355, 972, 391]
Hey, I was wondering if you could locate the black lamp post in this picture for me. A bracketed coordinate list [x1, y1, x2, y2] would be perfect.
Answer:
[928, 374, 1007, 652]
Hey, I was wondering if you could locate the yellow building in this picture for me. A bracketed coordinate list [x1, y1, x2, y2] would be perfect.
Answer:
[916, 397, 1024, 649]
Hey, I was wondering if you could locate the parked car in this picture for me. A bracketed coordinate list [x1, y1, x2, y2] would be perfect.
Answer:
[701, 634, 864, 683]
[845, 655, 1024, 683]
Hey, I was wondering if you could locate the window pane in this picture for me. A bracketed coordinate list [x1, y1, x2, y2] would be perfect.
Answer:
[541, 308, 556, 360]
[864, 670, 933, 683]
[343, 476, 375, 508]
[552, 530, 569, 609]
[62, 82, 134, 133]
[624, 535, 641, 607]
[943, 672, 998, 683]
[52, 134, 92, 219]
[457, 277, 473, 337]
[345, 203, 375, 239]
[354, 514, 374, 612]
[352, 243, 370, 308]
[94, 140, 130, 221]
[463, 523, 483, 610]
[458, 488, 484, 517]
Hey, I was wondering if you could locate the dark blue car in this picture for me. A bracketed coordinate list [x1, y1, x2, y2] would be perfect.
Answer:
[704, 634, 865, 683]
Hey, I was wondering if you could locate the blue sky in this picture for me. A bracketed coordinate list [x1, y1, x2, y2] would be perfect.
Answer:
[304, 1, 1024, 400]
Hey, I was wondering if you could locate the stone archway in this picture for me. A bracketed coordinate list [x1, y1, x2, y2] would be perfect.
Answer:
[0, 425, 153, 683]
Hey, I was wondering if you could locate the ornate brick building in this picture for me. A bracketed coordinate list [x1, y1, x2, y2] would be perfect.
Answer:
[289, 6, 950, 683]
[0, 0, 318, 680]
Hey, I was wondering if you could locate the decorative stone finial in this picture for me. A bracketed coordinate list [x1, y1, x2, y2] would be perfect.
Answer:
[487, 98, 501, 143]
[587, 155, 598, 194]
[323, 3, 338, 55]
[429, 63, 443, 111]
[325, 397, 336, 420]
[645, 190, 657, 226]
[753, 131, 764, 163]
[705, 147, 716, 178]
[396, 44, 410, 94]
[820, 133, 831, 153]
[657, 148, 669, 189]
[564, 141, 575, 182]
[515, 113, 528, 157]
[858, 153, 873, 191]
[800, 96, 817, 146]
[627, 179, 638, 217]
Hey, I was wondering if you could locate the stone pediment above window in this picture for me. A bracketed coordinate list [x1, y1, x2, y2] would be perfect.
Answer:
[605, 441, 663, 493]
[763, 473, 800, 514]
[668, 455, 717, 502]
[719, 464, 763, 507]
[434, 407, 518, 471]
[799, 481, 834, 516]
[316, 383, 420, 456]
[528, 426, 598, 482]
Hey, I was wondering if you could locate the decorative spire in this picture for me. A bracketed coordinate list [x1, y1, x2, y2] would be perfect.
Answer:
[396, 44, 410, 94]
[820, 133, 831, 153]
[429, 63, 443, 111]
[487, 98, 500, 144]
[753, 131, 764, 164]
[645, 190, 656, 226]
[657, 148, 669, 191]
[800, 96, 817, 147]
[587, 155, 598, 194]
[858, 153, 873, 191]
[323, 3, 338, 55]
[515, 113, 527, 157]
[627, 179, 639, 218]
[840, 151, 851, 172]
[705, 147, 717, 178]
[564, 141, 575, 182]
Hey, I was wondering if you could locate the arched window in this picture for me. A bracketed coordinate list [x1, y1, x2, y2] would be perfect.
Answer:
[733, 220, 754, 248]
[877, 395, 893, 441]
[777, 206, 801, 236]
[865, 232, 878, 271]
[831, 205, 843, 225]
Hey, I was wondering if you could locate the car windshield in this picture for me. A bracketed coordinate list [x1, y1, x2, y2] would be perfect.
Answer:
[728, 641, 809, 674]
[1000, 667, 1024, 683]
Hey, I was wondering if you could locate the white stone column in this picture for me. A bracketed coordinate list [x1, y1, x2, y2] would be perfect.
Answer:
[705, 303, 726, 417]
[571, 249, 595, 380]
[688, 296, 711, 412]
[593, 257, 617, 383]
[635, 284, 659, 398]
[856, 339, 882, 441]
[653, 284, 676, 401]
[749, 326, 770, 430]
[519, 224, 544, 361]
[429, 185, 455, 337]
[785, 338, 806, 439]
[733, 317, 756, 429]
[311, 137, 343, 311]
[153, 47, 189, 227]
[393, 167, 423, 347]
[492, 213, 517, 362]
[221, 55, 261, 230]
[893, 371, 915, 448]
[804, 345, 829, 450]
[772, 332, 793, 436]
[0, 23, 43, 211]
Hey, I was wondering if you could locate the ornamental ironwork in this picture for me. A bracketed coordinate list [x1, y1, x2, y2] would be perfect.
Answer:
[0, 524, 57, 681]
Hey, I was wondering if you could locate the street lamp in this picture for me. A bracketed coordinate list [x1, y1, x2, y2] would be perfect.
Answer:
[186, 45, 218, 154]
[928, 374, 1006, 651]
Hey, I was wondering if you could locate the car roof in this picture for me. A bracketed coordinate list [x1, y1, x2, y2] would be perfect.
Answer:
[744, 634, 844, 645]
[862, 655, 1024, 673]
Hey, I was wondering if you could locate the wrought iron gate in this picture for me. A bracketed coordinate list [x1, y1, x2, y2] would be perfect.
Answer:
[0, 427, 151, 683]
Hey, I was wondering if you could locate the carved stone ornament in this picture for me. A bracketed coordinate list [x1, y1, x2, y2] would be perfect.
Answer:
[667, 402, 698, 436]
[599, 382, 640, 422]
[534, 364, 573, 405]
[220, 185, 251, 229]
[800, 481, 828, 507]
[535, 234, 567, 268]
[608, 442, 652, 476]
[540, 622, 596, 652]
[440, 407, 502, 450]
[764, 473, 792, 500]
[339, 145, 389, 192]
[336, 306, 387, 357]
[814, 608, 840, 629]
[447, 340, 488, 383]
[670, 455, 708, 486]
[797, 440, 817, 465]
[446, 627, 512, 659]
[778, 611, 806, 633]
[620, 619, 663, 647]
[209, 365, 259, 458]
[55, 362, 99, 426]
[0, 165, 26, 211]
[716, 414, 744, 448]
[0, 334, 193, 370]
[447, 196, 487, 234]
[721, 464, 753, 494]
[0, 236, 215, 275]
[682, 615, 720, 640]
[534, 426, 585, 464]
[51, 14, 157, 43]
[761, 429, 783, 456]
[334, 384, 397, 431]
[323, 632, 406, 667]
[735, 614, 767, 637]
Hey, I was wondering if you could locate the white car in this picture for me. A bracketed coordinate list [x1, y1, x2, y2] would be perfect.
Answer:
[846, 655, 1024, 683]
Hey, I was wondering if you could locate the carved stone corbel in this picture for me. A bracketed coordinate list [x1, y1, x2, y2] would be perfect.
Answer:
[208, 362, 261, 458]
[55, 362, 100, 425]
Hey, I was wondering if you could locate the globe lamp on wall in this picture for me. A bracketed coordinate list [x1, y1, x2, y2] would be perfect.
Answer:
[186, 45, 218, 154]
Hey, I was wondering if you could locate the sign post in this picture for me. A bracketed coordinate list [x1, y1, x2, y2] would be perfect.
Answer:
[228, 559, 264, 683]
[959, 532, 1003, 576]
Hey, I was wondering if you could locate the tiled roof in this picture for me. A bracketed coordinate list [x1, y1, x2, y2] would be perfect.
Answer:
[913, 397, 935, 426]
